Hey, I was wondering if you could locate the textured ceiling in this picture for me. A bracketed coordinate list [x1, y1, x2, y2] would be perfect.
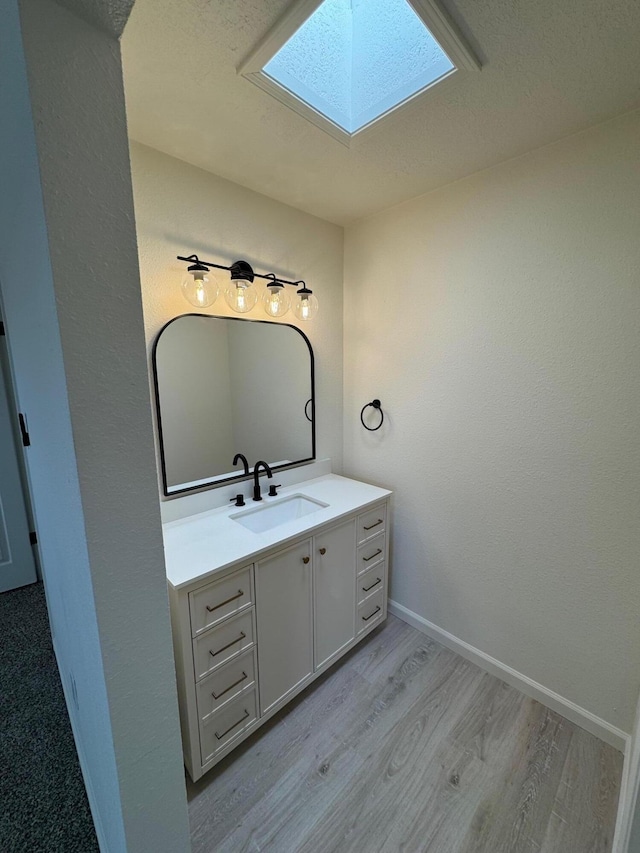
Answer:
[56, 0, 135, 36]
[122, 0, 640, 225]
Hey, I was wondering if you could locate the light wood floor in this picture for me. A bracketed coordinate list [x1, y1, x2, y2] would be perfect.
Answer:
[187, 615, 622, 853]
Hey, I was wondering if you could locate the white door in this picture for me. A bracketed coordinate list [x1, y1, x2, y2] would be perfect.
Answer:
[314, 518, 356, 670]
[0, 347, 36, 592]
[255, 538, 313, 715]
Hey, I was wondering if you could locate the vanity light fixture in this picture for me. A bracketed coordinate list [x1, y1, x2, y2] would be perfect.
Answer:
[177, 254, 317, 320]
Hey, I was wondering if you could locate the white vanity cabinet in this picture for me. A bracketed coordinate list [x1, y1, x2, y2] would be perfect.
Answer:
[313, 518, 357, 669]
[165, 477, 390, 782]
[255, 538, 314, 714]
[256, 518, 358, 716]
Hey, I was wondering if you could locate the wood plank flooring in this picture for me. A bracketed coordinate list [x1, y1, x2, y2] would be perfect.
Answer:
[186, 615, 622, 853]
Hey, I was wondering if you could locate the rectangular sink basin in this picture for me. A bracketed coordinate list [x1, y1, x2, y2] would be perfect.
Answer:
[230, 494, 328, 534]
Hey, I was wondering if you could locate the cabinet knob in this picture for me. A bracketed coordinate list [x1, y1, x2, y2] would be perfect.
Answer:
[302, 556, 310, 564]
[319, 547, 326, 555]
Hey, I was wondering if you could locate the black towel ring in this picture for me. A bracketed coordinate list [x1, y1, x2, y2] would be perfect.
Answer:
[360, 399, 384, 431]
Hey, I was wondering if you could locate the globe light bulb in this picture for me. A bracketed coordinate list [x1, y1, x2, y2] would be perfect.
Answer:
[263, 283, 291, 318]
[293, 286, 318, 321]
[181, 269, 218, 308]
[224, 279, 257, 313]
[194, 280, 207, 306]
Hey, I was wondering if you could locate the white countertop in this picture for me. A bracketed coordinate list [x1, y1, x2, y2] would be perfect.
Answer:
[163, 474, 391, 589]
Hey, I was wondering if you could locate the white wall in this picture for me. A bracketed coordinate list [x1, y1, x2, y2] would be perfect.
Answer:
[344, 110, 640, 733]
[0, 1, 190, 850]
[128, 141, 344, 495]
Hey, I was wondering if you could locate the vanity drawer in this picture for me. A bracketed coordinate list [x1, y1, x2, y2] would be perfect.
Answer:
[357, 504, 386, 544]
[196, 648, 257, 721]
[357, 563, 385, 605]
[189, 565, 254, 637]
[357, 587, 385, 634]
[357, 533, 385, 574]
[200, 688, 258, 764]
[193, 608, 255, 681]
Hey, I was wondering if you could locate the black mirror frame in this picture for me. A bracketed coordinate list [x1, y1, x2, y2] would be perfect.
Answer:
[152, 313, 316, 498]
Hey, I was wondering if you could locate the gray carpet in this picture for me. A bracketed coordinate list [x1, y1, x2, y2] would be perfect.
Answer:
[0, 582, 99, 852]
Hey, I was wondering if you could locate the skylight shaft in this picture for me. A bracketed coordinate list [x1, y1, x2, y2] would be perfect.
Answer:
[263, 0, 455, 134]
[240, 0, 480, 145]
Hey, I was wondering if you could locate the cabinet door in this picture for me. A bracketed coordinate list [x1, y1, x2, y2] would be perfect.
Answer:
[314, 518, 356, 670]
[256, 539, 313, 715]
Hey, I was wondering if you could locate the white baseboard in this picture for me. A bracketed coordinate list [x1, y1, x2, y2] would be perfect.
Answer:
[388, 599, 629, 753]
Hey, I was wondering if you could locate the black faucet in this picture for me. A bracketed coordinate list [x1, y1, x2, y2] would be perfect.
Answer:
[252, 460, 273, 502]
[233, 453, 250, 476]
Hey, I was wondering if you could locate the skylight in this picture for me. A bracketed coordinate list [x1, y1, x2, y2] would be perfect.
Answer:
[262, 0, 455, 135]
[240, 0, 480, 144]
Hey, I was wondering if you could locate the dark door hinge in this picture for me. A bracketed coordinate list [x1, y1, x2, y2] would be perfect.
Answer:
[18, 413, 30, 447]
[29, 531, 38, 546]
[0, 321, 5, 336]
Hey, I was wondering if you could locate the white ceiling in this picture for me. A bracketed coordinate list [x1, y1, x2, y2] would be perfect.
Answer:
[122, 0, 640, 225]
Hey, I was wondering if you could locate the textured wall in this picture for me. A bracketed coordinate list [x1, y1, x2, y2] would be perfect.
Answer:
[0, 1, 124, 846]
[344, 111, 640, 732]
[129, 141, 345, 496]
[2, 1, 191, 850]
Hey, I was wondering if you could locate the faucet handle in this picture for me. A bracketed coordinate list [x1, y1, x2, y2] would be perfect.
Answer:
[268, 484, 281, 497]
[230, 494, 245, 507]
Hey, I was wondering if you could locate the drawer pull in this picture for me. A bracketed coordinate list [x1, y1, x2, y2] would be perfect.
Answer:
[362, 548, 382, 562]
[214, 709, 250, 740]
[212, 671, 248, 700]
[209, 631, 246, 658]
[319, 547, 326, 555]
[362, 605, 381, 622]
[362, 578, 382, 593]
[206, 590, 244, 613]
[363, 518, 383, 531]
[302, 556, 310, 564]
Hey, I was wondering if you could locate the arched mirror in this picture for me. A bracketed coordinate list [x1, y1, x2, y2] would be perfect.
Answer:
[153, 315, 315, 496]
